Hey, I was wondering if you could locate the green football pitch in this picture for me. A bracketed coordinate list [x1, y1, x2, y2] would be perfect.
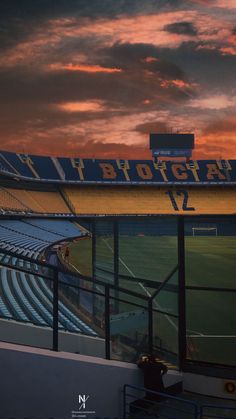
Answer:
[68, 235, 236, 365]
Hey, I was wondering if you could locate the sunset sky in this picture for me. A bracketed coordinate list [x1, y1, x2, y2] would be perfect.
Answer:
[0, 0, 236, 159]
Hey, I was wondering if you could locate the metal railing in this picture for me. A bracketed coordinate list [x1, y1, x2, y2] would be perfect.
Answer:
[123, 384, 198, 419]
[200, 404, 236, 419]
[0, 248, 152, 361]
[0, 245, 182, 365]
[124, 385, 236, 419]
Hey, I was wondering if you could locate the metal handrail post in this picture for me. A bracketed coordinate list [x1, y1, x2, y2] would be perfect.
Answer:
[105, 284, 111, 360]
[53, 268, 59, 351]
[148, 299, 153, 354]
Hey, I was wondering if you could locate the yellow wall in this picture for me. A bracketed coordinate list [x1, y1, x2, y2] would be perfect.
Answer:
[64, 186, 236, 215]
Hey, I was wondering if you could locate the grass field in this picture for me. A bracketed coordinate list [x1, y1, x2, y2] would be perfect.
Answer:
[68, 235, 236, 365]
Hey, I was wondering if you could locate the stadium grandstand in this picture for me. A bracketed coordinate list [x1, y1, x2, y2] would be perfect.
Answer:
[0, 144, 236, 418]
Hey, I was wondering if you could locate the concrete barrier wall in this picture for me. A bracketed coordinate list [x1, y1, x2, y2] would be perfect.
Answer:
[0, 318, 105, 358]
[184, 373, 236, 400]
[0, 342, 143, 419]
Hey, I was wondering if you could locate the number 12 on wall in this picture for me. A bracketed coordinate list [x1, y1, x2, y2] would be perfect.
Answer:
[165, 190, 195, 211]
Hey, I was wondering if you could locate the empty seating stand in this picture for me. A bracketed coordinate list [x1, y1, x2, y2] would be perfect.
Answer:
[0, 219, 82, 260]
[0, 188, 70, 215]
[0, 230, 96, 337]
[0, 263, 96, 336]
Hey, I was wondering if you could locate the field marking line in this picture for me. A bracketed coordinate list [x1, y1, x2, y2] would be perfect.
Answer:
[63, 257, 81, 274]
[102, 237, 178, 332]
[68, 262, 81, 274]
[186, 330, 203, 336]
[188, 335, 236, 338]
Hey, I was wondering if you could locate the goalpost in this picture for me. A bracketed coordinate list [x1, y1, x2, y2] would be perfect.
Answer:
[192, 227, 218, 237]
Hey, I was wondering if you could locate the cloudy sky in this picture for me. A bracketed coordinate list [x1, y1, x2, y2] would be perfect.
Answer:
[0, 0, 236, 158]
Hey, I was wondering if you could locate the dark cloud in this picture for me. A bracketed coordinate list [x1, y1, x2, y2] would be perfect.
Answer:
[0, 0, 183, 21]
[203, 117, 236, 135]
[0, 38, 192, 107]
[99, 42, 158, 69]
[0, 0, 235, 157]
[152, 41, 236, 91]
[99, 42, 186, 80]
[135, 121, 170, 134]
[0, 0, 184, 54]
[164, 21, 198, 36]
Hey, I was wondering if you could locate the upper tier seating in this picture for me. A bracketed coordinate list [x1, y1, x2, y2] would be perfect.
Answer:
[0, 151, 235, 184]
[0, 187, 29, 213]
[0, 188, 70, 214]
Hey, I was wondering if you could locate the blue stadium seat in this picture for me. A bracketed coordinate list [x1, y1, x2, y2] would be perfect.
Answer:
[37, 277, 96, 336]
[19, 272, 58, 328]
[11, 270, 47, 326]
[0, 296, 12, 318]
[29, 275, 80, 333]
[1, 267, 29, 322]
[0, 219, 82, 259]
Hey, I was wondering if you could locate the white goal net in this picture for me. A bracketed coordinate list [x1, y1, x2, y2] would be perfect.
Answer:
[192, 227, 218, 236]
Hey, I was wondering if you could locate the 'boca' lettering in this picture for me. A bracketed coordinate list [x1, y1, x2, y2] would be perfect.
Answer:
[136, 164, 153, 180]
[99, 163, 117, 179]
[172, 164, 188, 180]
[206, 164, 226, 180]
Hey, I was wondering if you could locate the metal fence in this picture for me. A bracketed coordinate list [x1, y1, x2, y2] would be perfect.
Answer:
[123, 385, 236, 419]
[200, 404, 236, 419]
[123, 384, 199, 419]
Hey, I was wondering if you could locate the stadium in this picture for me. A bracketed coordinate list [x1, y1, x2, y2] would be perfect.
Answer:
[0, 135, 236, 419]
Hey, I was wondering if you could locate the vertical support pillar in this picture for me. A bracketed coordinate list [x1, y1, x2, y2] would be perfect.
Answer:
[105, 284, 111, 360]
[148, 299, 153, 355]
[92, 219, 96, 280]
[92, 219, 96, 319]
[53, 268, 59, 351]
[113, 219, 119, 314]
[178, 216, 186, 369]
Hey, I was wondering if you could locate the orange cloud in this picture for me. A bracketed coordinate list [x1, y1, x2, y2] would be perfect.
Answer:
[220, 46, 236, 55]
[189, 94, 236, 109]
[215, 0, 236, 8]
[50, 63, 123, 73]
[143, 99, 151, 105]
[160, 78, 196, 91]
[143, 56, 159, 63]
[0, 9, 233, 70]
[56, 100, 106, 112]
[1, 133, 235, 160]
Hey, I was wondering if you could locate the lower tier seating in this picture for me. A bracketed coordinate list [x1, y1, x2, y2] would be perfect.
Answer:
[0, 254, 96, 336]
[0, 219, 82, 259]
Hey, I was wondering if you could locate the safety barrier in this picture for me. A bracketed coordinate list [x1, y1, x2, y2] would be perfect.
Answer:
[123, 385, 236, 419]
[123, 384, 198, 419]
[200, 404, 236, 418]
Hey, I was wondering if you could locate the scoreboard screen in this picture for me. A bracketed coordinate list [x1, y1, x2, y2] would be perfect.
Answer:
[150, 133, 195, 150]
